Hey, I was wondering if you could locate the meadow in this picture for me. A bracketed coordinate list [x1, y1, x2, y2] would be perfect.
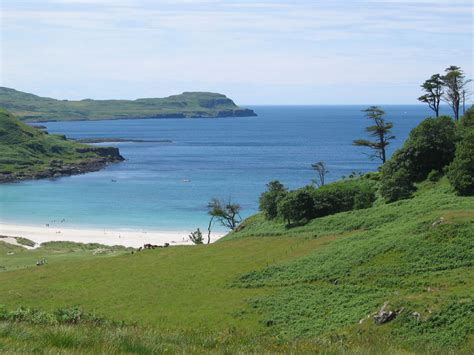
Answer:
[0, 179, 472, 353]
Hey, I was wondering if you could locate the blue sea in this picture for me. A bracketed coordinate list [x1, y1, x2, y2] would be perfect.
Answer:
[0, 106, 448, 232]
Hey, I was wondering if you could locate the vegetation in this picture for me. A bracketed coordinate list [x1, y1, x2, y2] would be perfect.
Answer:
[259, 180, 288, 220]
[311, 161, 329, 187]
[0, 179, 472, 352]
[418, 66, 471, 120]
[188, 228, 204, 245]
[0, 87, 256, 122]
[418, 74, 443, 117]
[207, 197, 242, 231]
[379, 115, 458, 202]
[448, 129, 474, 196]
[0, 108, 123, 182]
[353, 106, 395, 163]
[277, 189, 314, 225]
[442, 66, 471, 120]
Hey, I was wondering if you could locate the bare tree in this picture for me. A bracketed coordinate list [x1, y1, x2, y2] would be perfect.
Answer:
[207, 197, 242, 231]
[442, 66, 472, 120]
[311, 161, 329, 187]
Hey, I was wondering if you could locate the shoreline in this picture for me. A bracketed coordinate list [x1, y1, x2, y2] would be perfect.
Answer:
[0, 222, 225, 248]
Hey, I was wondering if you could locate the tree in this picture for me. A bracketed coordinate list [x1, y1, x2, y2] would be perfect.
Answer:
[447, 130, 474, 196]
[418, 74, 443, 117]
[277, 190, 314, 226]
[188, 228, 204, 244]
[353, 106, 395, 163]
[207, 197, 242, 230]
[442, 66, 472, 120]
[379, 165, 416, 203]
[259, 180, 288, 220]
[311, 161, 329, 187]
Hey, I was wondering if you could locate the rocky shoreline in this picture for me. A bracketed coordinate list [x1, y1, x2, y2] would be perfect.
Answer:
[0, 146, 124, 183]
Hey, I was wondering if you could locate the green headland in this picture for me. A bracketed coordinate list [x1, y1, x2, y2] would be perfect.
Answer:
[0, 87, 257, 122]
[0, 109, 123, 182]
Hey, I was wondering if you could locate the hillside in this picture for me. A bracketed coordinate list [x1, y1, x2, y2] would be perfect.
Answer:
[0, 87, 257, 122]
[0, 179, 472, 353]
[0, 109, 123, 182]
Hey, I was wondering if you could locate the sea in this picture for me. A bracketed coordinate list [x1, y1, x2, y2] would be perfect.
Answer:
[0, 105, 450, 232]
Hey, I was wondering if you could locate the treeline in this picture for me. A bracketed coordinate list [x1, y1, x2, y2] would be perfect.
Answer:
[259, 66, 473, 226]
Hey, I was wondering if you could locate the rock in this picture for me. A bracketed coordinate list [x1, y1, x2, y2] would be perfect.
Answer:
[431, 217, 445, 227]
[373, 302, 403, 325]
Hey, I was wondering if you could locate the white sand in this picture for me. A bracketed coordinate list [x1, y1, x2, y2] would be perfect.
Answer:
[0, 222, 225, 248]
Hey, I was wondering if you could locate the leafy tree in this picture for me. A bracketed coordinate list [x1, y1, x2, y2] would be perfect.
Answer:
[447, 129, 474, 196]
[379, 167, 416, 203]
[418, 74, 443, 117]
[277, 190, 314, 226]
[207, 197, 242, 230]
[460, 106, 474, 129]
[188, 228, 204, 244]
[442, 66, 472, 120]
[310, 180, 375, 217]
[259, 180, 288, 220]
[353, 106, 395, 163]
[400, 116, 457, 181]
[311, 161, 329, 187]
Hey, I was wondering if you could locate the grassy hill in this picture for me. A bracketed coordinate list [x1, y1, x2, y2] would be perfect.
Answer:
[0, 87, 257, 122]
[0, 179, 472, 353]
[0, 108, 123, 182]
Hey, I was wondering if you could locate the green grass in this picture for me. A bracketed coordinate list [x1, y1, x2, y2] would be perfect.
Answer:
[0, 87, 256, 122]
[0, 108, 121, 178]
[0, 180, 472, 353]
[0, 241, 132, 272]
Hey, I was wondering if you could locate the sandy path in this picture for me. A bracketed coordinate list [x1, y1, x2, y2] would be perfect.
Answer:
[0, 222, 225, 248]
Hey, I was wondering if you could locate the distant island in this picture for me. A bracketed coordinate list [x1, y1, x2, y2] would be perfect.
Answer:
[0, 87, 257, 122]
[0, 109, 124, 183]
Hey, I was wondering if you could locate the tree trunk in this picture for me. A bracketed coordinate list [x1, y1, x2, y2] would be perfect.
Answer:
[207, 216, 214, 244]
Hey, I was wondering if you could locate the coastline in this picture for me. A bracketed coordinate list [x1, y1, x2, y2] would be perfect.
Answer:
[0, 222, 225, 248]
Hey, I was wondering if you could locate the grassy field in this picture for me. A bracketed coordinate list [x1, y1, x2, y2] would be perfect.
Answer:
[0, 87, 256, 122]
[0, 179, 472, 353]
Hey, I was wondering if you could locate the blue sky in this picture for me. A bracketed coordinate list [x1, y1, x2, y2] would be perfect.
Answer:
[1, 0, 472, 104]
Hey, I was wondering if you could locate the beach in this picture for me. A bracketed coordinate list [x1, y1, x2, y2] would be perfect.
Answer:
[0, 222, 225, 248]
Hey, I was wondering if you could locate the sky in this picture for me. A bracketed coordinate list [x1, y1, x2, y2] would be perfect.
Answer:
[0, 0, 473, 105]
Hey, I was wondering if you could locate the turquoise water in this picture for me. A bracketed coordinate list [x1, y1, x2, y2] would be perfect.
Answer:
[0, 106, 446, 232]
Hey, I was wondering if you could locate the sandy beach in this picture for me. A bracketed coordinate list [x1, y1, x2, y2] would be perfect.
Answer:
[0, 222, 225, 248]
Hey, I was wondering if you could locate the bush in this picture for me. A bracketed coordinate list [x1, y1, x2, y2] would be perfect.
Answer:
[277, 190, 314, 225]
[400, 116, 457, 182]
[310, 180, 376, 217]
[379, 116, 458, 202]
[188, 228, 204, 244]
[460, 106, 474, 129]
[379, 167, 416, 202]
[381, 116, 457, 183]
[427, 169, 443, 182]
[259, 181, 288, 220]
[447, 130, 474, 196]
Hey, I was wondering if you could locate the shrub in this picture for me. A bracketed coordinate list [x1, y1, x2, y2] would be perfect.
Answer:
[400, 116, 457, 181]
[447, 130, 474, 196]
[277, 190, 314, 225]
[427, 169, 443, 182]
[460, 106, 474, 129]
[259, 181, 288, 220]
[310, 180, 376, 217]
[379, 167, 416, 202]
[188, 228, 204, 244]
